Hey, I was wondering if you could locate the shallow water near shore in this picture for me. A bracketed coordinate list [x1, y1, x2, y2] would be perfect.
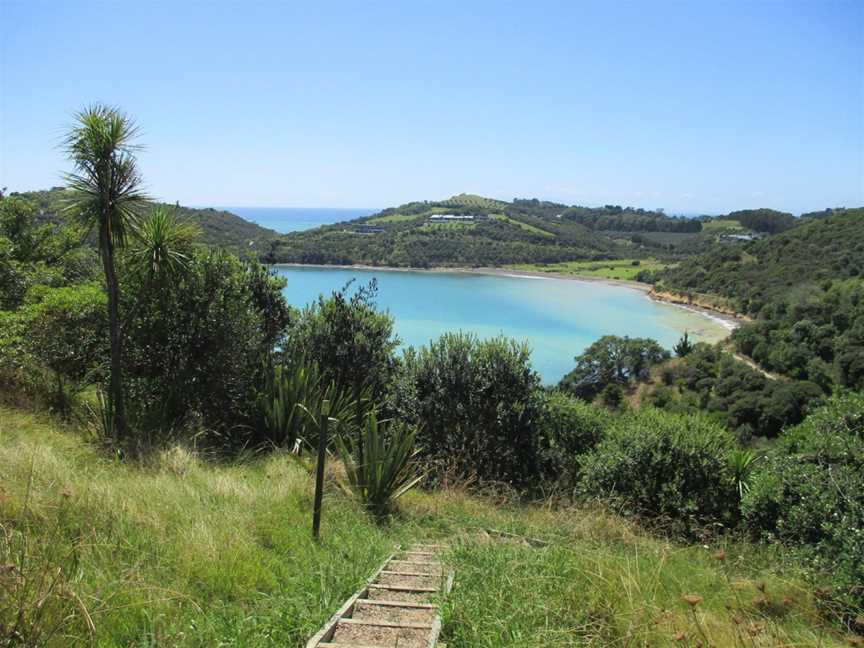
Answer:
[275, 265, 730, 384]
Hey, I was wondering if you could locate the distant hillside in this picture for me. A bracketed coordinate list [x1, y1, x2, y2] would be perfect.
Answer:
[657, 207, 864, 314]
[264, 193, 727, 268]
[11, 187, 279, 254]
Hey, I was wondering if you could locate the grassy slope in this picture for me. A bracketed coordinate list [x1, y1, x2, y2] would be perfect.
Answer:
[1, 408, 848, 647]
[490, 214, 555, 237]
[509, 258, 669, 281]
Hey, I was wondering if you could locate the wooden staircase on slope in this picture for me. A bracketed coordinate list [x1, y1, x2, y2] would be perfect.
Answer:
[306, 544, 453, 648]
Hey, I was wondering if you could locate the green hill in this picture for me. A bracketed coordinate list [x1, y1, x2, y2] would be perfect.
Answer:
[11, 187, 279, 254]
[657, 207, 864, 314]
[263, 194, 717, 268]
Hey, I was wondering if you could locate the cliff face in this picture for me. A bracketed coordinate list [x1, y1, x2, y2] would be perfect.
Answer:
[648, 287, 748, 321]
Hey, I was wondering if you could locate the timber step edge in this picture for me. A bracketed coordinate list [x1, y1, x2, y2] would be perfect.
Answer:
[337, 618, 434, 630]
[354, 598, 437, 609]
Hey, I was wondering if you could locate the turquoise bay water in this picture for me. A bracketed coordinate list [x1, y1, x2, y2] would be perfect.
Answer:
[275, 266, 731, 384]
[222, 207, 378, 233]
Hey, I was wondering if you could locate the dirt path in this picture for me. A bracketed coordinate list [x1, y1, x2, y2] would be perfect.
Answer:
[306, 543, 453, 648]
[732, 352, 782, 381]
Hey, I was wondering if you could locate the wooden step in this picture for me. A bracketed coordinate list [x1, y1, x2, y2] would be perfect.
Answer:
[330, 620, 429, 647]
[319, 643, 388, 648]
[338, 618, 433, 630]
[355, 598, 436, 609]
[365, 587, 430, 603]
[368, 583, 437, 593]
[387, 559, 442, 569]
[353, 599, 437, 624]
[379, 569, 435, 577]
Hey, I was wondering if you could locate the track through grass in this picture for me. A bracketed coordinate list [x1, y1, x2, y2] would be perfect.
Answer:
[0, 408, 849, 647]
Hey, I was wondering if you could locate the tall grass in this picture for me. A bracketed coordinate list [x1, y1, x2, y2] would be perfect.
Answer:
[0, 407, 854, 646]
[0, 408, 418, 646]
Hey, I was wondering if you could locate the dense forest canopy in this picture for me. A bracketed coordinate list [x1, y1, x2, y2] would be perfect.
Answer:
[725, 208, 798, 234]
[658, 208, 864, 314]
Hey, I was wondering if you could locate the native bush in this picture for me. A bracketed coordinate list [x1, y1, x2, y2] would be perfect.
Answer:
[393, 332, 544, 486]
[535, 391, 610, 491]
[335, 413, 423, 519]
[578, 408, 740, 526]
[0, 284, 106, 414]
[122, 249, 291, 438]
[288, 280, 399, 401]
[742, 393, 864, 612]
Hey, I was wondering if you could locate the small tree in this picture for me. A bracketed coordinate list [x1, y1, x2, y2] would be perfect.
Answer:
[63, 105, 148, 439]
[674, 331, 695, 357]
[289, 279, 399, 400]
[559, 335, 669, 400]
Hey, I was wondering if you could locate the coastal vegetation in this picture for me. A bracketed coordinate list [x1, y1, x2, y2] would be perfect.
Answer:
[2, 107, 863, 646]
[262, 194, 728, 268]
[8, 187, 280, 255]
[1, 407, 857, 647]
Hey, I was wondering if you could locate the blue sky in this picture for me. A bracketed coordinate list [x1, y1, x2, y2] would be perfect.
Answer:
[1, 1, 861, 213]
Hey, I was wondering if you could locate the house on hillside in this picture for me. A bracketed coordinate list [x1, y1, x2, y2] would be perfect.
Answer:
[428, 214, 474, 221]
[354, 225, 385, 234]
[722, 233, 761, 241]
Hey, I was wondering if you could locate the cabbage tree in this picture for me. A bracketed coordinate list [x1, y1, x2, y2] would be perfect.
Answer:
[63, 105, 148, 439]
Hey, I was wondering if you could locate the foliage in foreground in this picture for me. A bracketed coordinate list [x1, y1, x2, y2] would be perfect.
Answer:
[335, 413, 424, 518]
[743, 393, 864, 615]
[578, 408, 741, 527]
[534, 390, 610, 492]
[121, 247, 291, 439]
[393, 332, 545, 486]
[0, 408, 854, 647]
[288, 280, 399, 401]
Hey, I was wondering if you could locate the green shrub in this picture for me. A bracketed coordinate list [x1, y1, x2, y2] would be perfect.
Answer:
[256, 355, 371, 450]
[559, 335, 669, 401]
[742, 393, 864, 612]
[288, 280, 398, 400]
[21, 283, 107, 384]
[393, 332, 544, 486]
[335, 413, 423, 519]
[578, 408, 739, 526]
[121, 249, 290, 438]
[0, 284, 106, 415]
[256, 359, 321, 449]
[536, 391, 610, 491]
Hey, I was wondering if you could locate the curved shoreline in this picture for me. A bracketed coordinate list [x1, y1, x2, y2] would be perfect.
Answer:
[271, 262, 742, 334]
